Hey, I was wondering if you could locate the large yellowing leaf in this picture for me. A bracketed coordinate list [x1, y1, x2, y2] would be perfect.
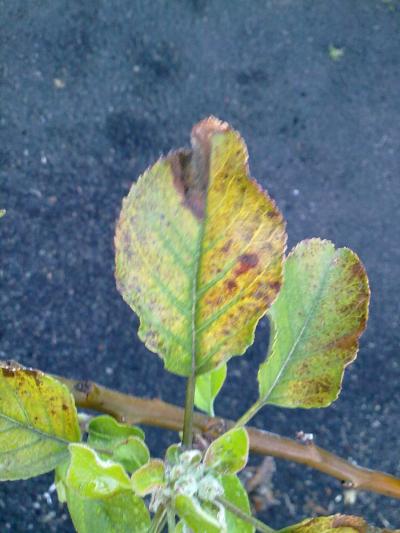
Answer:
[278, 514, 396, 532]
[258, 239, 370, 408]
[0, 362, 80, 480]
[115, 117, 286, 376]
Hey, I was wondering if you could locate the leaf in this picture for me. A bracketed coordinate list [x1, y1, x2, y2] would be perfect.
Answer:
[258, 239, 370, 408]
[57, 461, 151, 532]
[66, 444, 131, 498]
[204, 427, 249, 474]
[0, 209, 5, 218]
[67, 489, 151, 533]
[131, 459, 165, 496]
[195, 363, 227, 415]
[88, 414, 144, 443]
[115, 117, 286, 376]
[175, 494, 222, 533]
[0, 362, 80, 480]
[278, 514, 396, 532]
[221, 474, 254, 533]
[87, 415, 148, 472]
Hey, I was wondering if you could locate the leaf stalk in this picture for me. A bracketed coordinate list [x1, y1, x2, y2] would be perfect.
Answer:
[217, 496, 276, 532]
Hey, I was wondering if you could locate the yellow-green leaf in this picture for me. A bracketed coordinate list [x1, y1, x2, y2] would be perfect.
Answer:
[175, 494, 222, 533]
[195, 363, 227, 415]
[131, 458, 165, 496]
[278, 514, 395, 532]
[0, 362, 80, 480]
[204, 427, 249, 474]
[258, 239, 370, 408]
[0, 209, 5, 218]
[221, 474, 254, 533]
[66, 444, 131, 499]
[115, 117, 286, 376]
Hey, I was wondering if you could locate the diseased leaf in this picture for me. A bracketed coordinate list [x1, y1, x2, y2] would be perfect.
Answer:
[131, 459, 165, 496]
[278, 514, 396, 532]
[175, 494, 222, 533]
[0, 362, 80, 480]
[204, 427, 249, 474]
[258, 239, 370, 408]
[195, 363, 227, 415]
[221, 474, 254, 533]
[66, 444, 131, 499]
[115, 117, 286, 376]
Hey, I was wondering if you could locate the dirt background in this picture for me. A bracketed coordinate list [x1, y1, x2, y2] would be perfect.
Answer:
[1, 0, 399, 530]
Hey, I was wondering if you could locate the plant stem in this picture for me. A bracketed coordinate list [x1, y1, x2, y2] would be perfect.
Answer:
[217, 496, 275, 533]
[235, 398, 265, 428]
[58, 375, 400, 500]
[167, 507, 176, 532]
[150, 507, 167, 533]
[182, 373, 196, 448]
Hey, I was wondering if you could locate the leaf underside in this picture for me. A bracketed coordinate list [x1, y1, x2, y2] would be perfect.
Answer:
[258, 239, 370, 408]
[115, 117, 286, 376]
[0, 362, 80, 480]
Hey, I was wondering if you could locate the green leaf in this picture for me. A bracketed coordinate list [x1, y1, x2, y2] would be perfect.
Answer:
[0, 362, 80, 480]
[195, 363, 227, 415]
[221, 474, 254, 533]
[0, 209, 5, 218]
[115, 117, 286, 376]
[175, 494, 221, 533]
[66, 444, 131, 498]
[258, 239, 370, 408]
[278, 514, 395, 532]
[67, 486, 150, 533]
[131, 459, 165, 496]
[57, 461, 151, 532]
[88, 414, 144, 444]
[87, 415, 148, 472]
[204, 427, 249, 474]
[165, 443, 183, 465]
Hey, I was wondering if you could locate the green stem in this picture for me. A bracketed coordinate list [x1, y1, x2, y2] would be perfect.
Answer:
[217, 496, 276, 533]
[234, 398, 265, 428]
[149, 507, 167, 533]
[182, 373, 196, 447]
[167, 507, 176, 532]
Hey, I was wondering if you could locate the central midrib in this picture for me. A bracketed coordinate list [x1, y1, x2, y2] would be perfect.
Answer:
[263, 251, 336, 402]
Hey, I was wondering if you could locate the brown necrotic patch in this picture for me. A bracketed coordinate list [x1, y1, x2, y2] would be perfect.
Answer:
[234, 253, 259, 276]
[169, 117, 229, 220]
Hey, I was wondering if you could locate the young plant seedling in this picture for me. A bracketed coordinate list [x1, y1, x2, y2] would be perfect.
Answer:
[1, 118, 399, 532]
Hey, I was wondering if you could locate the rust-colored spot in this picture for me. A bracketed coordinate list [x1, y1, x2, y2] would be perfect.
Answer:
[1, 367, 16, 378]
[235, 253, 259, 276]
[266, 209, 279, 219]
[221, 239, 233, 253]
[351, 262, 365, 279]
[25, 368, 43, 387]
[62, 403, 69, 411]
[269, 280, 281, 293]
[225, 279, 237, 291]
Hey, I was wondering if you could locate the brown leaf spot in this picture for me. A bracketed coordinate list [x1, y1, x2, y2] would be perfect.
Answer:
[225, 279, 237, 292]
[332, 515, 366, 532]
[221, 239, 233, 253]
[235, 253, 259, 276]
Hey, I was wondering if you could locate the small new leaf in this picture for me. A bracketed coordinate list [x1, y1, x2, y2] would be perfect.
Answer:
[66, 444, 131, 499]
[175, 494, 222, 533]
[131, 459, 165, 496]
[204, 427, 249, 474]
[0, 362, 80, 480]
[221, 474, 254, 533]
[195, 363, 227, 415]
[258, 239, 370, 408]
[88, 415, 148, 472]
[115, 117, 286, 376]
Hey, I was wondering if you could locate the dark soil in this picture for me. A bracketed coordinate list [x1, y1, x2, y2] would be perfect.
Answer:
[1, 0, 399, 530]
